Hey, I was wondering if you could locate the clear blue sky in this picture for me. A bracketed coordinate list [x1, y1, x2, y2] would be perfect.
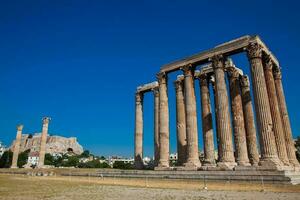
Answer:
[0, 0, 299, 157]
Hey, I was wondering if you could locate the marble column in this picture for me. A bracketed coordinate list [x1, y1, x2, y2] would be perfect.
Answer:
[134, 92, 144, 169]
[240, 75, 260, 166]
[175, 77, 187, 166]
[211, 79, 221, 162]
[212, 55, 236, 169]
[156, 72, 170, 168]
[273, 66, 300, 167]
[199, 74, 216, 166]
[263, 55, 290, 166]
[246, 43, 282, 169]
[153, 88, 160, 166]
[11, 125, 23, 168]
[228, 69, 250, 166]
[182, 65, 201, 169]
[38, 117, 50, 168]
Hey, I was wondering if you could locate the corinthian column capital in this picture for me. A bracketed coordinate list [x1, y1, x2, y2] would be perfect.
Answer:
[135, 92, 143, 103]
[247, 42, 263, 60]
[42, 117, 50, 125]
[240, 75, 250, 88]
[17, 124, 24, 131]
[263, 54, 274, 71]
[157, 72, 167, 84]
[273, 65, 282, 80]
[181, 64, 194, 77]
[152, 87, 159, 97]
[211, 54, 225, 70]
[227, 67, 240, 80]
[198, 74, 209, 86]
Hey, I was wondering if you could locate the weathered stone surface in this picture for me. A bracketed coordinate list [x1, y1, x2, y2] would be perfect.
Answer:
[247, 43, 283, 169]
[11, 133, 84, 155]
[263, 55, 290, 166]
[212, 55, 236, 170]
[134, 92, 144, 169]
[199, 74, 215, 166]
[273, 66, 300, 168]
[153, 87, 160, 166]
[11, 125, 23, 168]
[156, 72, 170, 169]
[240, 75, 260, 166]
[182, 65, 201, 169]
[228, 68, 250, 166]
[174, 77, 187, 166]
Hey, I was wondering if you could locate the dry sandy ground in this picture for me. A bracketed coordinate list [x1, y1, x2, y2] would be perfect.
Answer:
[0, 174, 299, 200]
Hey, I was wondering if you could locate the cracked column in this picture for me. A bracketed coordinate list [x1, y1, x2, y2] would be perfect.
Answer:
[212, 55, 236, 169]
[228, 68, 250, 166]
[182, 65, 201, 169]
[38, 117, 50, 168]
[175, 77, 187, 166]
[273, 66, 300, 167]
[199, 74, 216, 166]
[153, 88, 160, 166]
[263, 55, 290, 166]
[11, 125, 23, 168]
[247, 43, 282, 169]
[240, 75, 260, 166]
[156, 72, 170, 169]
[134, 92, 144, 169]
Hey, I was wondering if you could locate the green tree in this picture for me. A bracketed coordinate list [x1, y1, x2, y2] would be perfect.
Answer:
[44, 153, 55, 166]
[113, 161, 133, 170]
[0, 150, 13, 168]
[17, 149, 30, 168]
[295, 137, 300, 162]
[62, 156, 79, 167]
[80, 150, 90, 158]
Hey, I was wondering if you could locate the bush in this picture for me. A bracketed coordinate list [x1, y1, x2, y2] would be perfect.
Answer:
[113, 161, 133, 170]
[0, 150, 13, 168]
[17, 149, 30, 168]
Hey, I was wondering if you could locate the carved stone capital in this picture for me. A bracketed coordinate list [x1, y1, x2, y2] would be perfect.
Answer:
[135, 92, 143, 103]
[17, 124, 23, 131]
[42, 117, 50, 124]
[211, 54, 225, 70]
[273, 65, 282, 80]
[152, 87, 159, 97]
[198, 74, 209, 86]
[263, 54, 273, 71]
[227, 67, 240, 79]
[181, 64, 193, 77]
[156, 72, 167, 84]
[247, 42, 263, 60]
[240, 75, 250, 88]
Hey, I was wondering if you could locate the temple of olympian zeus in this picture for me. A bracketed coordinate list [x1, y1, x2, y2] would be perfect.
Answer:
[11, 117, 50, 168]
[134, 35, 299, 171]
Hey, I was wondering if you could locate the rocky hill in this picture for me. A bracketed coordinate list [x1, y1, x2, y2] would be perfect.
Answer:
[10, 133, 84, 155]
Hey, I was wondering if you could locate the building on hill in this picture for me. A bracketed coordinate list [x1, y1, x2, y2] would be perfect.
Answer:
[27, 151, 39, 166]
[10, 133, 84, 156]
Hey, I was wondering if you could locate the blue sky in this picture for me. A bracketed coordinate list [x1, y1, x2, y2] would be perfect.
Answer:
[0, 0, 299, 157]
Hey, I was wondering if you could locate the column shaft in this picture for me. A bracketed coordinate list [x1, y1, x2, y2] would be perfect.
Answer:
[175, 78, 187, 166]
[212, 55, 236, 169]
[247, 43, 282, 169]
[38, 117, 50, 168]
[263, 56, 289, 166]
[182, 65, 201, 168]
[240, 75, 260, 166]
[199, 74, 216, 166]
[134, 92, 144, 169]
[157, 72, 170, 168]
[153, 88, 160, 167]
[273, 66, 300, 167]
[11, 125, 23, 168]
[228, 69, 250, 166]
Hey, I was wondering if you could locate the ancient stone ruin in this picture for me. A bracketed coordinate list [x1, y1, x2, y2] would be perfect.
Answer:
[134, 35, 299, 171]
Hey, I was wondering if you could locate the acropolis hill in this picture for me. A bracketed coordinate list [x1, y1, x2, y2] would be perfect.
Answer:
[10, 133, 83, 155]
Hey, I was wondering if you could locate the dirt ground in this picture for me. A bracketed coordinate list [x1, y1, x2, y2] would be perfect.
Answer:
[0, 174, 299, 200]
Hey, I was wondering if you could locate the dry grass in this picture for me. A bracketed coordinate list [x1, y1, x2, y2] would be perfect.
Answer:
[0, 174, 300, 200]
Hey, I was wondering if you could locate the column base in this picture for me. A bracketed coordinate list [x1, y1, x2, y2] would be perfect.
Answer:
[154, 166, 172, 171]
[289, 159, 300, 168]
[156, 160, 169, 169]
[10, 166, 18, 169]
[258, 157, 283, 171]
[217, 162, 237, 170]
[134, 161, 144, 170]
[200, 164, 217, 171]
[183, 159, 201, 169]
[237, 161, 251, 167]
